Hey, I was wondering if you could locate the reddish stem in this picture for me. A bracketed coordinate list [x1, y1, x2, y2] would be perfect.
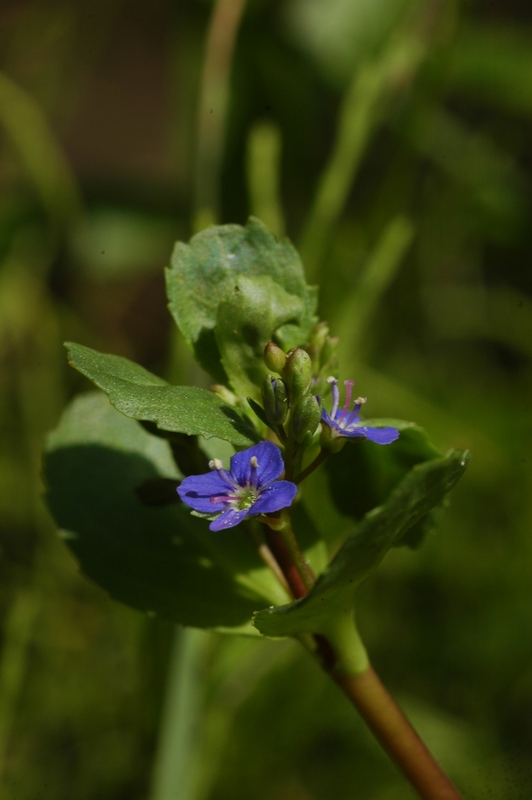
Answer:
[332, 668, 463, 800]
[262, 526, 309, 599]
[259, 524, 464, 800]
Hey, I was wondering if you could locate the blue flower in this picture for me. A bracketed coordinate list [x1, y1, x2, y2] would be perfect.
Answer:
[177, 441, 297, 532]
[321, 377, 399, 445]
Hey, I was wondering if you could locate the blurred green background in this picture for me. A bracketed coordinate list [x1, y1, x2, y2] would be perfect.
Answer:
[1, 0, 531, 798]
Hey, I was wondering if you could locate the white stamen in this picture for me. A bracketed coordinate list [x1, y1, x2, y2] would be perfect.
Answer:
[209, 458, 224, 470]
[326, 375, 337, 384]
[250, 456, 259, 469]
[355, 397, 367, 405]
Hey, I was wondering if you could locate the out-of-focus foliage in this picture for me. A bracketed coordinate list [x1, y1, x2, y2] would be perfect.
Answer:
[0, 0, 531, 799]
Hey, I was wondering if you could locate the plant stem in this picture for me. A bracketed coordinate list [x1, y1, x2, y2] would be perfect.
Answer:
[193, 0, 247, 230]
[246, 525, 291, 597]
[261, 526, 310, 599]
[246, 120, 285, 238]
[276, 424, 288, 444]
[294, 448, 330, 484]
[150, 627, 209, 800]
[331, 667, 463, 800]
[298, 0, 446, 282]
[258, 524, 463, 799]
[334, 215, 414, 356]
[279, 514, 316, 592]
[0, 72, 83, 236]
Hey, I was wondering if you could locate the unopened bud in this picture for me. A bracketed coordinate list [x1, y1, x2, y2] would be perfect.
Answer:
[261, 374, 288, 427]
[264, 342, 287, 374]
[290, 395, 322, 444]
[283, 348, 312, 404]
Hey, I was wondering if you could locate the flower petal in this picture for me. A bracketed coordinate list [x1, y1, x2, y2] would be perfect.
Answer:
[354, 425, 400, 444]
[230, 441, 284, 488]
[177, 472, 233, 513]
[321, 410, 351, 435]
[252, 480, 297, 515]
[209, 507, 250, 532]
[321, 409, 336, 427]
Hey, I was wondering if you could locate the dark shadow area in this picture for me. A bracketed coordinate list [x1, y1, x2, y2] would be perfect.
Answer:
[44, 443, 268, 629]
[325, 426, 444, 548]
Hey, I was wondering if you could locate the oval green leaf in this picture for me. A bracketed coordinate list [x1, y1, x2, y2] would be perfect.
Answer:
[165, 217, 318, 386]
[66, 341, 259, 447]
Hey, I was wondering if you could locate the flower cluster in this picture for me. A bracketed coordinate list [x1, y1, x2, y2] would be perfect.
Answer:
[177, 440, 297, 531]
[321, 377, 399, 444]
[179, 366, 399, 532]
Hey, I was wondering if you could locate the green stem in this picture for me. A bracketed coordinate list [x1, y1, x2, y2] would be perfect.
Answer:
[246, 120, 285, 238]
[331, 667, 463, 800]
[247, 525, 291, 597]
[261, 526, 309, 600]
[259, 509, 315, 597]
[334, 215, 414, 356]
[294, 448, 330, 484]
[259, 529, 463, 798]
[281, 437, 296, 482]
[193, 0, 247, 230]
[0, 589, 41, 772]
[149, 627, 209, 800]
[302, 612, 463, 800]
[299, 18, 433, 283]
[279, 513, 315, 593]
[307, 612, 463, 800]
[299, 58, 388, 282]
[275, 424, 288, 444]
[0, 72, 83, 237]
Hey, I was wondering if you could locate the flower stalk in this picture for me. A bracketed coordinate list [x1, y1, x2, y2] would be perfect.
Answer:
[294, 447, 331, 484]
[261, 511, 316, 594]
[259, 535, 464, 800]
[332, 668, 463, 800]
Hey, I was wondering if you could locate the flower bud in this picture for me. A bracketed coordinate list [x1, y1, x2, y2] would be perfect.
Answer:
[261, 375, 288, 427]
[283, 348, 312, 404]
[264, 342, 287, 374]
[290, 395, 322, 444]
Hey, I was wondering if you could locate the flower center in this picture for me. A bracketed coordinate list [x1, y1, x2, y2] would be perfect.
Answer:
[233, 486, 259, 510]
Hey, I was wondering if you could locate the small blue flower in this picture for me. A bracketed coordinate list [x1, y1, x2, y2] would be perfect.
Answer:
[321, 377, 399, 445]
[177, 441, 297, 532]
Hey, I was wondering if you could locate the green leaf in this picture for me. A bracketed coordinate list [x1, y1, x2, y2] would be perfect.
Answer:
[325, 419, 443, 548]
[253, 449, 470, 638]
[65, 341, 259, 447]
[165, 217, 318, 387]
[44, 392, 289, 634]
[215, 274, 315, 398]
